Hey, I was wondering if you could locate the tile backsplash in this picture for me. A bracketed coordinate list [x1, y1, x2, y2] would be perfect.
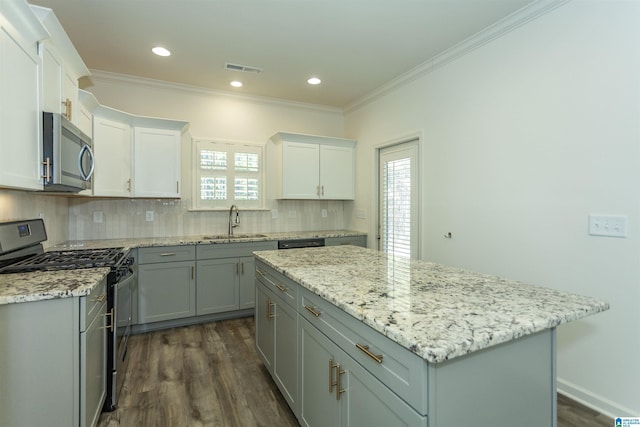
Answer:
[1, 189, 347, 244]
[0, 190, 69, 248]
[68, 198, 346, 241]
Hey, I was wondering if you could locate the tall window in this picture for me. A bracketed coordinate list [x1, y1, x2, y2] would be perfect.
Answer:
[379, 140, 419, 258]
[193, 139, 263, 209]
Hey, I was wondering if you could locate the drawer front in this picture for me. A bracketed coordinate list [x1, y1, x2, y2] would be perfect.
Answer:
[138, 245, 195, 264]
[255, 261, 297, 308]
[81, 277, 107, 332]
[299, 286, 428, 415]
[197, 241, 276, 260]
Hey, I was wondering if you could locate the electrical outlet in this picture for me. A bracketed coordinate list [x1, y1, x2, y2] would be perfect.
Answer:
[589, 214, 627, 238]
[146, 211, 154, 222]
[271, 209, 279, 219]
[321, 209, 328, 218]
[93, 211, 103, 223]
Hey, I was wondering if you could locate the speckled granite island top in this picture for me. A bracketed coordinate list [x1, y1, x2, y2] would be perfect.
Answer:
[0, 268, 109, 305]
[253, 245, 609, 363]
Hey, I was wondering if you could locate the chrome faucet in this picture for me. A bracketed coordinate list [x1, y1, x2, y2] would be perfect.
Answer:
[228, 204, 240, 235]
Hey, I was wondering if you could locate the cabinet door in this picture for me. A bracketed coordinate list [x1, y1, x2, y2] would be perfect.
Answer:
[273, 297, 298, 412]
[0, 21, 42, 190]
[138, 261, 195, 323]
[81, 301, 107, 427]
[239, 256, 256, 309]
[41, 43, 63, 114]
[320, 144, 354, 200]
[196, 258, 239, 315]
[93, 117, 131, 196]
[133, 127, 181, 197]
[338, 351, 426, 427]
[298, 318, 340, 427]
[282, 141, 320, 199]
[255, 284, 274, 371]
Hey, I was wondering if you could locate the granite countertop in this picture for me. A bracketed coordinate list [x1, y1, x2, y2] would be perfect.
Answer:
[53, 230, 366, 251]
[0, 268, 110, 305]
[253, 245, 610, 364]
[0, 230, 365, 306]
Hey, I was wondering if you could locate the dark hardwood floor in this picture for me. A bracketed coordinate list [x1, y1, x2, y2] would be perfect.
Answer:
[99, 317, 611, 427]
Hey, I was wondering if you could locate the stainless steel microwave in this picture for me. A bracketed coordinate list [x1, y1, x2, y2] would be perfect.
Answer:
[42, 112, 94, 192]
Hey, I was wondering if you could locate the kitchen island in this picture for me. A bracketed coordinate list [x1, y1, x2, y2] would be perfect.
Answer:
[253, 245, 609, 427]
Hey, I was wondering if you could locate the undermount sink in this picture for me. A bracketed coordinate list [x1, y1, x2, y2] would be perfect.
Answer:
[201, 233, 268, 240]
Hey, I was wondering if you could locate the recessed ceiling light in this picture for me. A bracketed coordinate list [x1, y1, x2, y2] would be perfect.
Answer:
[152, 46, 171, 57]
[230, 81, 243, 88]
[307, 77, 321, 85]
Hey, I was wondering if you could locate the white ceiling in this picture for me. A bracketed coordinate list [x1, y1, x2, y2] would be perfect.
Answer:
[29, 0, 535, 109]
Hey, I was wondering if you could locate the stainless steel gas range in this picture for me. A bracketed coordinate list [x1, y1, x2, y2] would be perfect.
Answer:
[0, 218, 133, 412]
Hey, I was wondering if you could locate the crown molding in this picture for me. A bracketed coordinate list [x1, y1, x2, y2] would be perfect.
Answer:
[85, 70, 343, 114]
[344, 0, 571, 114]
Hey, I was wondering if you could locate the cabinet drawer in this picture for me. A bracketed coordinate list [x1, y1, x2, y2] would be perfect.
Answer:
[299, 286, 428, 415]
[80, 277, 107, 332]
[255, 261, 297, 308]
[197, 241, 276, 260]
[138, 245, 195, 264]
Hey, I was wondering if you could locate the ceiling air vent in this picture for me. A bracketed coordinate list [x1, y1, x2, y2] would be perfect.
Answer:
[224, 62, 263, 74]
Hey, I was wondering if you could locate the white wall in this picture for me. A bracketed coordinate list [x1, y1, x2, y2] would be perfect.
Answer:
[345, 0, 639, 417]
[67, 74, 348, 240]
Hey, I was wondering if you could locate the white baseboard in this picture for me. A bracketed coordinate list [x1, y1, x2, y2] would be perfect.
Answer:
[558, 378, 638, 418]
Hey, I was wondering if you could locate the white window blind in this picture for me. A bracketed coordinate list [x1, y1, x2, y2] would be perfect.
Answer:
[193, 139, 263, 209]
[379, 140, 419, 259]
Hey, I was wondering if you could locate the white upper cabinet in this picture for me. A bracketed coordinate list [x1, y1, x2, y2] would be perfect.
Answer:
[92, 107, 133, 197]
[132, 120, 187, 198]
[267, 132, 356, 200]
[30, 5, 89, 127]
[0, 0, 48, 191]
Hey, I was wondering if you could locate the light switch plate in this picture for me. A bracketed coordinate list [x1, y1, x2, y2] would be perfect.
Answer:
[321, 209, 328, 218]
[589, 214, 627, 238]
[271, 209, 278, 219]
[93, 211, 103, 223]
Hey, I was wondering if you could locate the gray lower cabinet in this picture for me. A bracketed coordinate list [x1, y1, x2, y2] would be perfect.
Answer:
[324, 235, 367, 247]
[299, 318, 426, 427]
[137, 245, 196, 323]
[255, 280, 298, 413]
[196, 241, 276, 315]
[0, 278, 107, 427]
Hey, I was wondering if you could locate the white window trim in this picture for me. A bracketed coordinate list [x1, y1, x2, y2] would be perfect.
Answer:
[191, 138, 265, 211]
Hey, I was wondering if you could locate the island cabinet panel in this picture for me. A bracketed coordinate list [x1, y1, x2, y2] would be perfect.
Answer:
[299, 318, 427, 427]
[299, 286, 428, 414]
[255, 279, 298, 413]
[426, 328, 555, 426]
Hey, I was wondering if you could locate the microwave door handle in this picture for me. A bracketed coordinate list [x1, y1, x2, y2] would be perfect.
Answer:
[78, 144, 95, 181]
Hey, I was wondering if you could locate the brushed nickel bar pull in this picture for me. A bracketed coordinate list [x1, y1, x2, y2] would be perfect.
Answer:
[266, 298, 270, 320]
[93, 293, 107, 303]
[304, 305, 321, 317]
[317, 185, 321, 197]
[336, 364, 345, 400]
[236, 263, 239, 275]
[42, 157, 51, 181]
[159, 252, 177, 257]
[176, 181, 179, 193]
[329, 359, 338, 393]
[321, 185, 325, 196]
[256, 268, 266, 277]
[275, 283, 287, 292]
[355, 343, 384, 364]
[103, 307, 114, 333]
[192, 266, 195, 280]
[268, 300, 276, 319]
[241, 262, 244, 275]
[126, 178, 131, 192]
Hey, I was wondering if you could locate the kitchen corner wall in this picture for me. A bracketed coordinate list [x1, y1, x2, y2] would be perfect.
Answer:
[67, 198, 346, 240]
[0, 190, 69, 248]
[65, 72, 349, 241]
